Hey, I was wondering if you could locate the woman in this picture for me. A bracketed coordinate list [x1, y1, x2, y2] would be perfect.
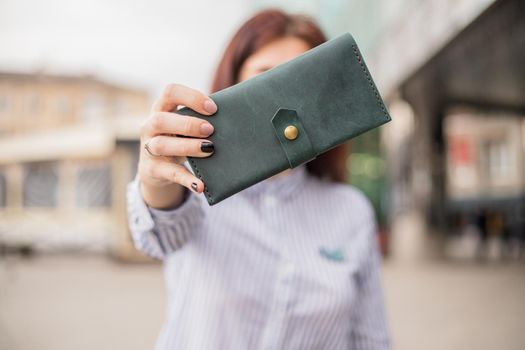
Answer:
[127, 9, 390, 350]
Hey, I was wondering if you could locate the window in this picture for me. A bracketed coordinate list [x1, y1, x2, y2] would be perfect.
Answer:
[23, 162, 59, 207]
[483, 139, 512, 182]
[118, 140, 140, 179]
[81, 93, 105, 122]
[27, 93, 41, 114]
[56, 96, 72, 117]
[0, 93, 12, 114]
[113, 98, 129, 116]
[0, 171, 6, 208]
[76, 163, 112, 208]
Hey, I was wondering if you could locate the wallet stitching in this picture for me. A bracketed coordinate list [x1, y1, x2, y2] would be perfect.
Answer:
[352, 45, 389, 118]
[189, 157, 214, 204]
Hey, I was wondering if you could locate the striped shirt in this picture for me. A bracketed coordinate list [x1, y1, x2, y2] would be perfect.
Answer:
[127, 162, 391, 350]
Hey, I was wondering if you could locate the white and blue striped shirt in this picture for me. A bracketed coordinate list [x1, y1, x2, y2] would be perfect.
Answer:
[127, 162, 390, 350]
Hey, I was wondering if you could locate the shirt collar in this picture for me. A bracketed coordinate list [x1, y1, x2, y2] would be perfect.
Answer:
[241, 164, 309, 200]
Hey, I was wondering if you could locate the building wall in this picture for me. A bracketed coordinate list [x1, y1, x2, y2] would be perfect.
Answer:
[0, 73, 148, 135]
[0, 72, 148, 258]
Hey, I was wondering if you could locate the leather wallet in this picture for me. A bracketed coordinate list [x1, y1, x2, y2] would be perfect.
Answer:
[178, 32, 391, 206]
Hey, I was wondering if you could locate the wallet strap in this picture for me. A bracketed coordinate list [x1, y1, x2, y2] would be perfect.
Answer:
[271, 108, 317, 168]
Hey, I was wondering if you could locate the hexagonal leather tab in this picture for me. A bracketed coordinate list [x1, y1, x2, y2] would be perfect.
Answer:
[270, 108, 317, 168]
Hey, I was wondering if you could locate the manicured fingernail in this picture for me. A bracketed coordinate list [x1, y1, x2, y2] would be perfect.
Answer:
[200, 141, 214, 153]
[200, 123, 214, 136]
[204, 99, 217, 114]
[191, 182, 198, 192]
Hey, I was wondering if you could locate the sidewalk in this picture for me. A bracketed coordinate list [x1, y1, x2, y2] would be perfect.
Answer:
[384, 211, 525, 350]
[1, 231, 524, 349]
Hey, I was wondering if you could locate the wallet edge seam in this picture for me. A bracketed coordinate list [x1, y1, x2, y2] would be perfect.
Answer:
[188, 157, 214, 205]
[351, 44, 391, 121]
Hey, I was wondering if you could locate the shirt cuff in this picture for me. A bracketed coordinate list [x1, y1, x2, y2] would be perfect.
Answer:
[146, 186, 203, 225]
[126, 173, 206, 258]
[143, 159, 206, 224]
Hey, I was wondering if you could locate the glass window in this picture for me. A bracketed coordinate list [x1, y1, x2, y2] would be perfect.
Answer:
[0, 171, 6, 208]
[81, 93, 105, 122]
[0, 94, 12, 114]
[113, 98, 129, 116]
[27, 93, 41, 113]
[23, 162, 59, 207]
[56, 96, 72, 117]
[485, 139, 512, 181]
[76, 163, 112, 208]
[119, 141, 140, 179]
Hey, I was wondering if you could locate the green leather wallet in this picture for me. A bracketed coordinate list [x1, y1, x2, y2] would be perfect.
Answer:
[178, 32, 391, 206]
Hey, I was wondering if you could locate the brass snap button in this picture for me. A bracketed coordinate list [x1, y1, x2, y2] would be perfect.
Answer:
[284, 125, 298, 140]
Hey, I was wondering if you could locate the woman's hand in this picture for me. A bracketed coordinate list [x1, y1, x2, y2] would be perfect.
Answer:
[138, 83, 217, 209]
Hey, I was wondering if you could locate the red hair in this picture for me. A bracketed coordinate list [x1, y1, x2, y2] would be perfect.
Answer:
[210, 9, 348, 182]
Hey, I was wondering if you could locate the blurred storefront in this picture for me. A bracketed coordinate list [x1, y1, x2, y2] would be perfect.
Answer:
[0, 72, 148, 259]
[369, 0, 525, 258]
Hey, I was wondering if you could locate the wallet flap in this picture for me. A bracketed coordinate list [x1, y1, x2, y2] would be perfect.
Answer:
[270, 108, 317, 168]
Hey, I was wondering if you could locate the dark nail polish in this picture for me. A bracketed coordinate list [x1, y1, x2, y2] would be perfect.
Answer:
[191, 182, 198, 192]
[200, 141, 214, 153]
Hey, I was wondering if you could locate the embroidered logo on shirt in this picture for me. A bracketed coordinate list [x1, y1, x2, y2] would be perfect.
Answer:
[319, 247, 346, 262]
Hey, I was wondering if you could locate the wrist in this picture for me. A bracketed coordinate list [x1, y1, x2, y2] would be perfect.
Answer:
[140, 180, 187, 210]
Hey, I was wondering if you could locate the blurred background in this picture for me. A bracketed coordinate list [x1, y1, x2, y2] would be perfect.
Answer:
[1, 0, 524, 349]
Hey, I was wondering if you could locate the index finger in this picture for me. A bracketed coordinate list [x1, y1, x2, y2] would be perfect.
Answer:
[152, 83, 218, 116]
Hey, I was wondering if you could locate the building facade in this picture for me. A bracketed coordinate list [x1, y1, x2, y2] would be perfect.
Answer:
[367, 0, 525, 255]
[0, 71, 148, 259]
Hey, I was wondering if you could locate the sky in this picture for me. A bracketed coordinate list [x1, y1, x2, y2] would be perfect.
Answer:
[0, 0, 494, 101]
[0, 0, 252, 100]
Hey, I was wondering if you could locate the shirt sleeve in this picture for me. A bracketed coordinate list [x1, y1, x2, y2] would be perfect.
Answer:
[348, 205, 391, 350]
[126, 170, 206, 260]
